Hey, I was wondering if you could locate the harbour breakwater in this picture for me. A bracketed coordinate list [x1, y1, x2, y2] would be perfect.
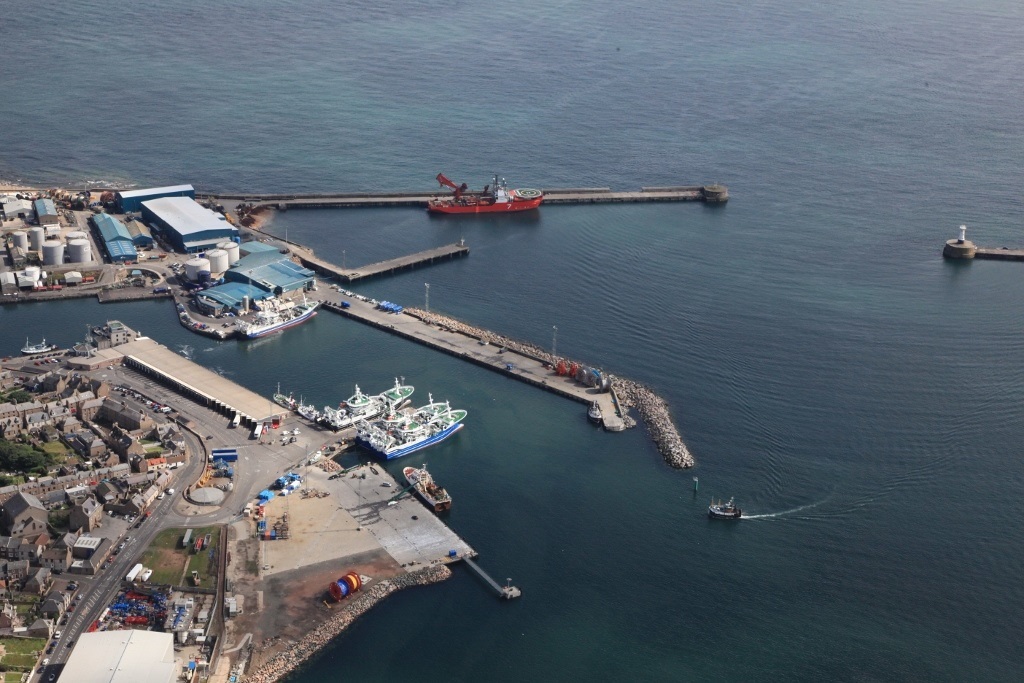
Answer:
[243, 565, 452, 683]
[405, 308, 694, 468]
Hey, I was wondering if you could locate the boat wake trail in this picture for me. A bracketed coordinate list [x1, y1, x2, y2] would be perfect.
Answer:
[742, 498, 828, 520]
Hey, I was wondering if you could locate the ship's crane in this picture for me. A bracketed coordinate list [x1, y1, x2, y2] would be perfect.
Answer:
[435, 172, 469, 199]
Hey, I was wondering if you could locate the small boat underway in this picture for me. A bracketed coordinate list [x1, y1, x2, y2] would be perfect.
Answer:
[403, 464, 452, 512]
[22, 338, 58, 355]
[427, 173, 543, 214]
[708, 497, 742, 520]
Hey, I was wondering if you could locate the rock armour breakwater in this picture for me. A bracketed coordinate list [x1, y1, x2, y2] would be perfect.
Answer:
[406, 309, 694, 468]
[612, 378, 694, 468]
[243, 565, 452, 683]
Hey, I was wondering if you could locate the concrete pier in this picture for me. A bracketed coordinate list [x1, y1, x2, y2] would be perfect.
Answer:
[298, 242, 469, 283]
[204, 183, 728, 210]
[317, 296, 625, 432]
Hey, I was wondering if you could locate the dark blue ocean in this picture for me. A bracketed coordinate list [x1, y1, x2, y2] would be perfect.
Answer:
[3, 0, 1024, 679]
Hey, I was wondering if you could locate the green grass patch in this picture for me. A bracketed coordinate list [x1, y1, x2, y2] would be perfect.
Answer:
[3, 653, 36, 669]
[139, 526, 220, 587]
[5, 671, 25, 682]
[38, 441, 67, 458]
[185, 527, 220, 589]
[0, 636, 46, 656]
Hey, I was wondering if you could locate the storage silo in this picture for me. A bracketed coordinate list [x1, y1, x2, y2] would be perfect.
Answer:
[219, 241, 240, 265]
[65, 230, 88, 242]
[185, 257, 211, 282]
[206, 249, 229, 274]
[67, 239, 92, 263]
[29, 227, 45, 250]
[11, 231, 29, 250]
[24, 266, 41, 282]
[42, 241, 65, 266]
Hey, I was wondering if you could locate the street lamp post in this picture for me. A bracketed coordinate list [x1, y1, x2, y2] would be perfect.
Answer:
[342, 250, 346, 271]
[552, 325, 558, 357]
[425, 283, 430, 313]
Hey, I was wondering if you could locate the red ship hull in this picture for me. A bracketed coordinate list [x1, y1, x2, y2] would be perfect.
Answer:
[427, 195, 543, 214]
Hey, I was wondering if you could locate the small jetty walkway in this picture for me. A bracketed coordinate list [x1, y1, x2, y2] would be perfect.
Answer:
[299, 242, 469, 283]
[463, 557, 521, 599]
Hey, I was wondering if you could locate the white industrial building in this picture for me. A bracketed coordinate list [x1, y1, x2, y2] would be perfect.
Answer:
[57, 630, 177, 683]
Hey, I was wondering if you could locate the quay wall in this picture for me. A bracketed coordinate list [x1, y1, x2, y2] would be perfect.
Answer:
[243, 565, 451, 683]
[975, 249, 1024, 261]
[322, 302, 694, 468]
[322, 302, 582, 400]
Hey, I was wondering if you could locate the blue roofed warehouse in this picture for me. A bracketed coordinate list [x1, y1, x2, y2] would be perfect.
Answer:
[91, 213, 139, 263]
[33, 198, 59, 225]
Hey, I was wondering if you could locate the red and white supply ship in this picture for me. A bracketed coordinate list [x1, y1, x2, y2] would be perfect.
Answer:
[427, 173, 543, 214]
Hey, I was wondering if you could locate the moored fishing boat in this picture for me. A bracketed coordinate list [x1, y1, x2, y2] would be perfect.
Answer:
[380, 377, 415, 407]
[319, 384, 386, 430]
[403, 464, 452, 512]
[273, 383, 297, 410]
[427, 173, 543, 214]
[356, 402, 466, 460]
[588, 401, 602, 424]
[237, 298, 320, 339]
[708, 498, 742, 520]
[297, 399, 320, 422]
[21, 338, 58, 355]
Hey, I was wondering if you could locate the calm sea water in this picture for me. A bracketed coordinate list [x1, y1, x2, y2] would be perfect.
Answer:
[3, 0, 1024, 680]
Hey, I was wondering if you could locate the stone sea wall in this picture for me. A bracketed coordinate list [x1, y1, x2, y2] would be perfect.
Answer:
[243, 565, 452, 683]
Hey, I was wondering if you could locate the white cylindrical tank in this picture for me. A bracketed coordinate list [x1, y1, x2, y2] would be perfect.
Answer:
[24, 266, 41, 282]
[12, 231, 28, 250]
[66, 230, 87, 242]
[219, 241, 240, 265]
[185, 257, 211, 282]
[42, 241, 64, 266]
[29, 227, 44, 250]
[206, 249, 229, 274]
[67, 239, 92, 263]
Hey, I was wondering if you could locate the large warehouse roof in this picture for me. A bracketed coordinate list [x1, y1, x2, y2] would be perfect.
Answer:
[118, 184, 194, 199]
[57, 630, 176, 683]
[142, 196, 233, 237]
[118, 337, 281, 423]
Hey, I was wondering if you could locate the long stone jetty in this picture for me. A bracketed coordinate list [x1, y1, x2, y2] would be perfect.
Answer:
[205, 183, 728, 210]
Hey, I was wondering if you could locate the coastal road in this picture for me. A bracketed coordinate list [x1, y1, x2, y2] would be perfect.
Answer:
[36, 491, 181, 681]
